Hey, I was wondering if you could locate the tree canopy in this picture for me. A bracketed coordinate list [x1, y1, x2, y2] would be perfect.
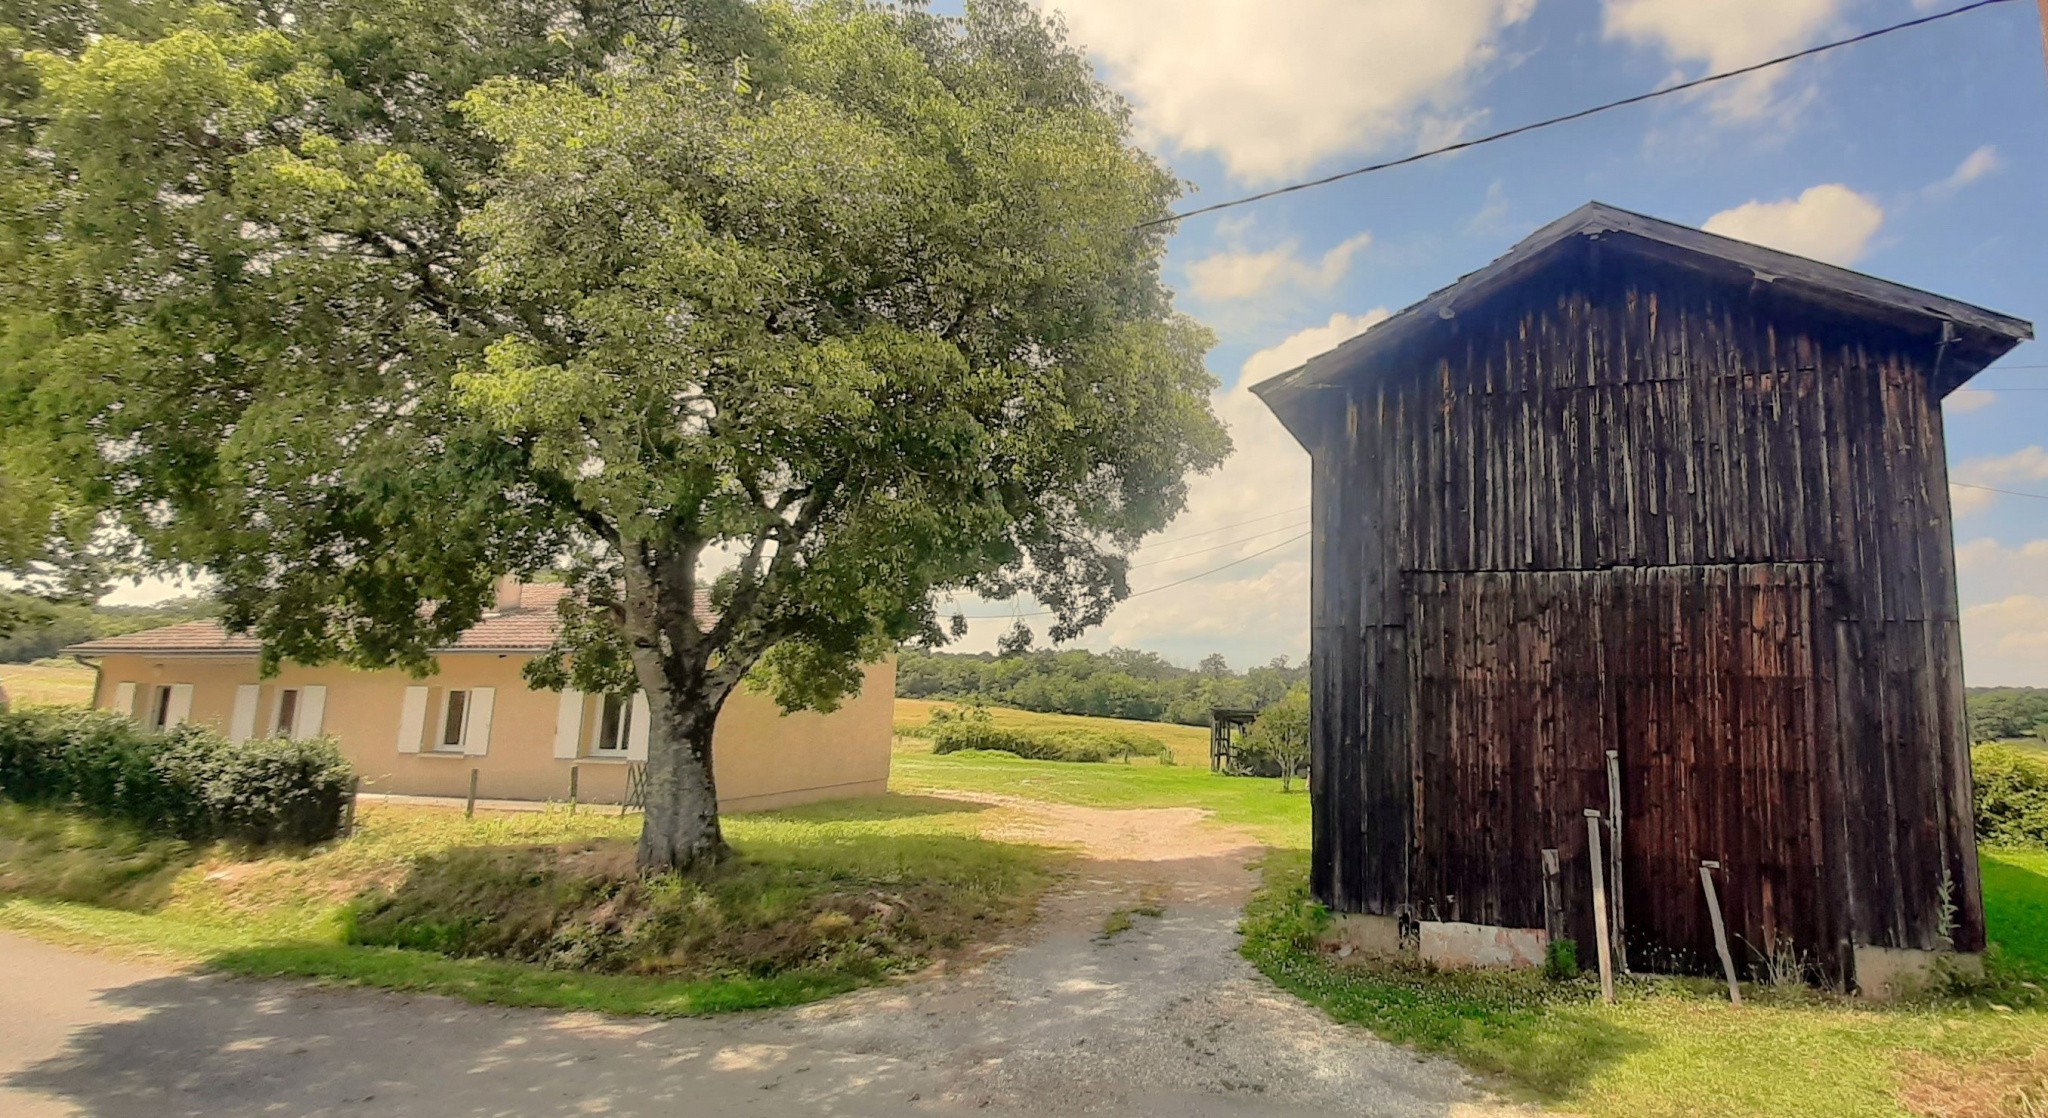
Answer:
[1, 0, 1227, 868]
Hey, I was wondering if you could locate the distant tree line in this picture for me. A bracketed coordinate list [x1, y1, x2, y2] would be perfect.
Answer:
[0, 594, 221, 663]
[1967, 687, 2048, 745]
[895, 646, 1306, 725]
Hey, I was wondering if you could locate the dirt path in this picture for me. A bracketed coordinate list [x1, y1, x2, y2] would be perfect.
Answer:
[0, 796, 1519, 1117]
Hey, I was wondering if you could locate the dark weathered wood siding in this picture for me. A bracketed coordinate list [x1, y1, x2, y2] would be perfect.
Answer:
[1308, 256, 1984, 980]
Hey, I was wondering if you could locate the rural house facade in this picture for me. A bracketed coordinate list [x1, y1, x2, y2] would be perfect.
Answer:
[66, 581, 894, 811]
[1254, 202, 2032, 991]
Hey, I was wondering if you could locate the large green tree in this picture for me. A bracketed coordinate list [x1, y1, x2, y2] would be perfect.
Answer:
[1, 0, 1226, 868]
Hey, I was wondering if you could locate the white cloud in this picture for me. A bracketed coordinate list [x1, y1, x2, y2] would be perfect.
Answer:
[1950, 445, 2048, 517]
[1184, 231, 1371, 303]
[1602, 0, 1842, 121]
[1945, 388, 1998, 415]
[1702, 184, 1884, 266]
[1465, 180, 1512, 236]
[1042, 0, 1535, 183]
[1927, 144, 2002, 198]
[941, 310, 1391, 664]
[1963, 595, 2048, 686]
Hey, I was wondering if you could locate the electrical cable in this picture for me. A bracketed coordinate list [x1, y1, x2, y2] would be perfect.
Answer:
[1138, 0, 2021, 229]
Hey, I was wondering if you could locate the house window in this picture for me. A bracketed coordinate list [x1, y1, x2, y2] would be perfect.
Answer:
[590, 695, 633, 756]
[437, 690, 470, 752]
[149, 686, 173, 731]
[274, 689, 301, 738]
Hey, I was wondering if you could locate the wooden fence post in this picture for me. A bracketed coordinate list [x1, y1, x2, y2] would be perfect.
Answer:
[1541, 848, 1564, 947]
[568, 765, 579, 814]
[341, 775, 361, 838]
[465, 768, 479, 819]
[1585, 810, 1615, 1004]
[1700, 861, 1742, 1005]
[1605, 750, 1627, 972]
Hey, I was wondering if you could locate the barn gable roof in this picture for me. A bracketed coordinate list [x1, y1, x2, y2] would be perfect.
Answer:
[1252, 201, 2034, 440]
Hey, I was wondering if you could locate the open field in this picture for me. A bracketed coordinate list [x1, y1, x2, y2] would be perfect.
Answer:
[895, 696, 1214, 766]
[0, 659, 95, 707]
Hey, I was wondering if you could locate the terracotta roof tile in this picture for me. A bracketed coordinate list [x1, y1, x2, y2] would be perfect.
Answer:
[63, 582, 631, 657]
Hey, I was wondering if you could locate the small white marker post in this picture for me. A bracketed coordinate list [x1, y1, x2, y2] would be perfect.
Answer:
[1585, 809, 1615, 1004]
[1700, 860, 1742, 1005]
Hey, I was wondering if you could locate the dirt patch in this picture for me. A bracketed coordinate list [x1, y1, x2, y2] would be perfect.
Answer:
[1898, 1047, 2048, 1118]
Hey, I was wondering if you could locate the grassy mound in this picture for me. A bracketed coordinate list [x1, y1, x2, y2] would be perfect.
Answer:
[348, 834, 1038, 981]
[0, 795, 1056, 1015]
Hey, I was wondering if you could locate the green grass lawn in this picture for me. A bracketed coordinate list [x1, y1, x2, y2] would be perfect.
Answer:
[1239, 846, 2048, 1118]
[0, 659, 96, 707]
[0, 793, 1056, 1016]
[891, 739, 1310, 848]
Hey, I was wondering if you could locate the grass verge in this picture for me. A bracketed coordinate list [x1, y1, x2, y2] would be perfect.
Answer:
[0, 793, 1056, 1016]
[1240, 848, 2048, 1118]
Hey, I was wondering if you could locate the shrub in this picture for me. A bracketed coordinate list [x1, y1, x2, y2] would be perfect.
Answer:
[1239, 685, 1310, 789]
[928, 721, 1170, 763]
[0, 707, 353, 845]
[1543, 938, 1579, 980]
[1974, 744, 2048, 848]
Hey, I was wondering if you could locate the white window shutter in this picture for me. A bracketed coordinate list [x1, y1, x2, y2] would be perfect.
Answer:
[463, 687, 495, 757]
[229, 685, 261, 743]
[165, 684, 195, 728]
[552, 689, 584, 760]
[397, 686, 429, 754]
[112, 681, 138, 721]
[626, 693, 651, 761]
[297, 686, 327, 737]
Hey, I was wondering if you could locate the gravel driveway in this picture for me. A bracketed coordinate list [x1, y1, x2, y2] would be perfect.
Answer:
[1, 796, 1516, 1117]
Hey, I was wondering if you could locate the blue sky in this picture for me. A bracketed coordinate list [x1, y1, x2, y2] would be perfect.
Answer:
[928, 0, 2048, 681]
[104, 1, 2048, 683]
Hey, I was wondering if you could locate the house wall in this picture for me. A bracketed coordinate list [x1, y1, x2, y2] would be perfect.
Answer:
[88, 653, 894, 812]
[1305, 252, 1981, 985]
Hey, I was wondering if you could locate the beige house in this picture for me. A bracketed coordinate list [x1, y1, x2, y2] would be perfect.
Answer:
[65, 582, 894, 811]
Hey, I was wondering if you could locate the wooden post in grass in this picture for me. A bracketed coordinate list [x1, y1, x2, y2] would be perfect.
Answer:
[465, 768, 479, 819]
[1585, 810, 1615, 1003]
[341, 776, 360, 837]
[1541, 848, 1564, 946]
[1701, 861, 1742, 1005]
[568, 765, 579, 814]
[1605, 750, 1627, 972]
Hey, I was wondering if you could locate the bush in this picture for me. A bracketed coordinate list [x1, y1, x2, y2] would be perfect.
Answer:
[1974, 744, 2048, 848]
[1543, 938, 1579, 980]
[928, 721, 1170, 763]
[0, 707, 353, 845]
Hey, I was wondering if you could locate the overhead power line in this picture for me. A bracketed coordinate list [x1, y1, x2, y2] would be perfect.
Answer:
[1130, 520, 1310, 569]
[1951, 481, 2048, 501]
[952, 530, 1310, 620]
[1140, 0, 2021, 230]
[1129, 504, 1309, 551]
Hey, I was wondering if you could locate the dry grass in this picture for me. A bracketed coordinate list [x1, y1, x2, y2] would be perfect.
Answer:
[0, 659, 96, 707]
[1898, 1048, 2048, 1118]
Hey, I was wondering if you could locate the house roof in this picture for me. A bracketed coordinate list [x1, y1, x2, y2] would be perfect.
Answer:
[64, 583, 708, 658]
[1252, 201, 2035, 439]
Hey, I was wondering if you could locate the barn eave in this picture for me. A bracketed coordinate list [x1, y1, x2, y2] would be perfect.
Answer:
[1251, 201, 2034, 445]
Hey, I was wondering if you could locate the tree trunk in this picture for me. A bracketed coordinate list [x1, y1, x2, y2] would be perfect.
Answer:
[634, 678, 727, 872]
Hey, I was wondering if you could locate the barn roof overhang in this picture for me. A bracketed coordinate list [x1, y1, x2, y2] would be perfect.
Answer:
[1251, 201, 2035, 446]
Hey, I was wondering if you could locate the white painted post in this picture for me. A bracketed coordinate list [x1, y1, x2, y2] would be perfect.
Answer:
[1700, 860, 1742, 1005]
[1585, 809, 1615, 1004]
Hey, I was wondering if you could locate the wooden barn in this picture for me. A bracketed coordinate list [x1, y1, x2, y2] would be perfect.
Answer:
[1253, 202, 2032, 990]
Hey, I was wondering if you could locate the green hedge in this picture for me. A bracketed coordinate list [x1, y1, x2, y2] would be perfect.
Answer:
[0, 708, 353, 845]
[1975, 743, 2048, 849]
[929, 721, 1170, 763]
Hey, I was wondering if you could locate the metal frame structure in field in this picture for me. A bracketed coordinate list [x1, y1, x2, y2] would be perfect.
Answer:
[1256, 202, 2032, 988]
